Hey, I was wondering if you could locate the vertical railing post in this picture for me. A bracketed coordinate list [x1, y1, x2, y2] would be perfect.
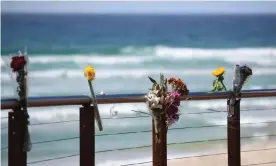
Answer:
[227, 64, 252, 166]
[152, 115, 167, 166]
[80, 104, 95, 166]
[8, 107, 27, 166]
[227, 96, 241, 166]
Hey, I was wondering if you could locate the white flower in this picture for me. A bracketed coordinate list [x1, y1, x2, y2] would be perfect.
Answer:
[159, 95, 164, 105]
[145, 91, 163, 109]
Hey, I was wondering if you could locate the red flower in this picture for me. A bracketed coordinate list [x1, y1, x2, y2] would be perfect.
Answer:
[10, 56, 27, 72]
[168, 78, 175, 84]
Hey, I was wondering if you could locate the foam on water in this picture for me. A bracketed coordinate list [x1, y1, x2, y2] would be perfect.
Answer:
[2, 47, 276, 67]
[95, 150, 217, 166]
[210, 116, 276, 127]
[1, 67, 276, 81]
[96, 157, 152, 166]
[188, 98, 276, 110]
[0, 103, 147, 122]
[252, 132, 270, 141]
[155, 46, 276, 66]
[249, 85, 264, 90]
[20, 55, 151, 65]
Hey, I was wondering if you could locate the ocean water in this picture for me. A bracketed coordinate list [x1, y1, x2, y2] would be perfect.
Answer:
[1, 14, 276, 166]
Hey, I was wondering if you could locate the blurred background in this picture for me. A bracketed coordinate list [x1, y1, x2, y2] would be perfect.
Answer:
[1, 1, 276, 166]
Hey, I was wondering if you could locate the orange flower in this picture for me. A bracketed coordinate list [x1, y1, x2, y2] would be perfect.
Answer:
[175, 78, 183, 87]
[168, 78, 175, 84]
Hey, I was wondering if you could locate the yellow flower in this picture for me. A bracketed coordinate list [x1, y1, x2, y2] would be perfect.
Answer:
[212, 67, 225, 76]
[84, 66, 95, 81]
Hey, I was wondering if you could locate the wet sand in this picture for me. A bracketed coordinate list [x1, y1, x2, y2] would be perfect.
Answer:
[168, 140, 276, 166]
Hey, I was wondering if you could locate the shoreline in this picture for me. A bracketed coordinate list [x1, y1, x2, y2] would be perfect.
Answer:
[167, 139, 276, 166]
[93, 137, 276, 166]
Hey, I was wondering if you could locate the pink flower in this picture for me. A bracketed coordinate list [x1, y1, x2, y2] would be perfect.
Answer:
[170, 91, 180, 98]
[164, 91, 181, 127]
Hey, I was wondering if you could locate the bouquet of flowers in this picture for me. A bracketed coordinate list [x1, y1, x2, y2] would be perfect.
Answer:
[145, 74, 189, 144]
[232, 64, 253, 96]
[211, 67, 227, 92]
[10, 52, 32, 152]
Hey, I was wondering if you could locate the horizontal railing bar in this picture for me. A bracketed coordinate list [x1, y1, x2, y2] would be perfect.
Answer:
[1, 89, 276, 110]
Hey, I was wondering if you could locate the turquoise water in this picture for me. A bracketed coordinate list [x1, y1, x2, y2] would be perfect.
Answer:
[1, 14, 276, 166]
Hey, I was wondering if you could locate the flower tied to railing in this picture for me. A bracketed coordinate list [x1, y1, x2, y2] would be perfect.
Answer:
[166, 77, 189, 127]
[211, 67, 227, 92]
[10, 53, 32, 152]
[146, 74, 189, 146]
[84, 66, 103, 131]
[233, 64, 253, 96]
[168, 77, 189, 96]
[228, 64, 253, 117]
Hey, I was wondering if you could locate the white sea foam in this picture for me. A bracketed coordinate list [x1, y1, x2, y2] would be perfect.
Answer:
[188, 98, 276, 110]
[95, 149, 230, 166]
[1, 103, 148, 123]
[96, 157, 152, 166]
[210, 116, 276, 127]
[249, 85, 264, 90]
[2, 67, 276, 81]
[252, 132, 269, 140]
[29, 55, 152, 65]
[2, 46, 276, 67]
[154, 46, 276, 66]
[0, 54, 152, 67]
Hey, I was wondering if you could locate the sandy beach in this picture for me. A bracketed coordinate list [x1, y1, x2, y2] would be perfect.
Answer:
[168, 140, 276, 166]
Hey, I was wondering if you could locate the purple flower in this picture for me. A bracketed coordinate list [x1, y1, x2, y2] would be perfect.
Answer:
[172, 98, 180, 106]
[171, 114, 179, 121]
[239, 64, 247, 71]
[167, 105, 178, 114]
[165, 91, 181, 127]
[238, 64, 253, 79]
[166, 113, 180, 127]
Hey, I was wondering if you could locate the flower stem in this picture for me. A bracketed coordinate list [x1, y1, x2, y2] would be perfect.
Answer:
[88, 80, 103, 131]
[221, 81, 227, 91]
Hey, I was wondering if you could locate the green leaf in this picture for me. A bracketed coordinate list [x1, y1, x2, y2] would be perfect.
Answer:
[212, 80, 216, 87]
[148, 76, 157, 84]
[156, 84, 160, 90]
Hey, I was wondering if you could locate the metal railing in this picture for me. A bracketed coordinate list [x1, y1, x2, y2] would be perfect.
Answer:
[2, 89, 276, 109]
[1, 89, 276, 166]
